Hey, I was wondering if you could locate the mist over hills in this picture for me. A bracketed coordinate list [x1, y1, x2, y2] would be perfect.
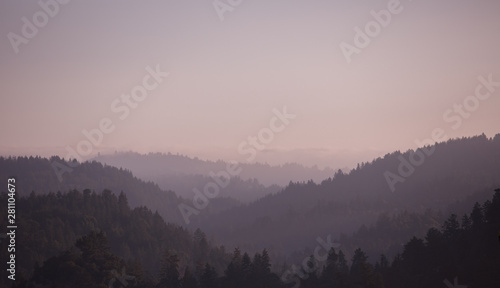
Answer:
[0, 157, 242, 225]
[92, 152, 336, 186]
[0, 188, 233, 287]
[3, 134, 499, 262]
[150, 174, 281, 204]
[90, 152, 337, 203]
[3, 187, 500, 288]
[3, 0, 500, 285]
[2, 133, 500, 287]
[193, 134, 500, 260]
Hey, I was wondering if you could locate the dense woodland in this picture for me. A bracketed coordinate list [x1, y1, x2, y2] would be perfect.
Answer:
[0, 189, 228, 287]
[1, 188, 499, 287]
[0, 156, 186, 224]
[196, 134, 500, 257]
[93, 152, 335, 187]
[0, 155, 285, 222]
[0, 156, 249, 225]
[1, 134, 499, 287]
[149, 174, 281, 203]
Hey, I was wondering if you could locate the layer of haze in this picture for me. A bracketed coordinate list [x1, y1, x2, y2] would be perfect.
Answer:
[1, 0, 499, 169]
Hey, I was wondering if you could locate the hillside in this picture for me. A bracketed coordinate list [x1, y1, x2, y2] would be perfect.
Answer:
[0, 189, 230, 287]
[5, 188, 500, 288]
[92, 152, 335, 188]
[2, 134, 499, 283]
[196, 134, 500, 258]
[150, 173, 281, 203]
[0, 157, 240, 225]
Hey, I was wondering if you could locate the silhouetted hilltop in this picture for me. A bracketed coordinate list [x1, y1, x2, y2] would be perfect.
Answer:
[197, 134, 500, 258]
[92, 152, 335, 187]
[2, 133, 499, 278]
[0, 157, 239, 225]
[0, 189, 230, 287]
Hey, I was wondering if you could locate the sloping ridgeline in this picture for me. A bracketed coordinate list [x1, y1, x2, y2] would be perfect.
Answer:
[197, 134, 500, 257]
[0, 156, 187, 224]
[0, 189, 229, 287]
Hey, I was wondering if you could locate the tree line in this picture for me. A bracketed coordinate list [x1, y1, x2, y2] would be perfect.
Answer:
[3, 188, 500, 287]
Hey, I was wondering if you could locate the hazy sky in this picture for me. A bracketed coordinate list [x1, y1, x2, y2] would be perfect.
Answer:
[1, 0, 499, 169]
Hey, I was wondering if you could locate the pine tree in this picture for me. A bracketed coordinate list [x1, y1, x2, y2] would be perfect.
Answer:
[158, 251, 180, 288]
[300, 255, 319, 288]
[320, 248, 338, 287]
[75, 230, 123, 286]
[200, 264, 218, 288]
[350, 248, 381, 288]
[442, 214, 461, 239]
[224, 248, 243, 287]
[181, 267, 198, 288]
[470, 202, 484, 230]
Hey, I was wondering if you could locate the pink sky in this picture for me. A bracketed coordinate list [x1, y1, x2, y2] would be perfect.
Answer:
[1, 0, 499, 169]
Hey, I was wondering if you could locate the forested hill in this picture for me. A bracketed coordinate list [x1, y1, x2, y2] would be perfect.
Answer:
[197, 134, 500, 257]
[93, 151, 335, 187]
[0, 156, 191, 224]
[0, 189, 230, 288]
[147, 174, 281, 203]
[4, 188, 500, 288]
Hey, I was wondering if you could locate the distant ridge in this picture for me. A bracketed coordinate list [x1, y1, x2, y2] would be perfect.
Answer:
[195, 133, 500, 258]
[92, 151, 335, 187]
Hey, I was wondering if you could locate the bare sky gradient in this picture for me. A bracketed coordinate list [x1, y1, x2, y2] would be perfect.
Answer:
[1, 0, 499, 169]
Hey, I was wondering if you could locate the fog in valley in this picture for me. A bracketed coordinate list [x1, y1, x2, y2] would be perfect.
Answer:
[1, 1, 500, 287]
